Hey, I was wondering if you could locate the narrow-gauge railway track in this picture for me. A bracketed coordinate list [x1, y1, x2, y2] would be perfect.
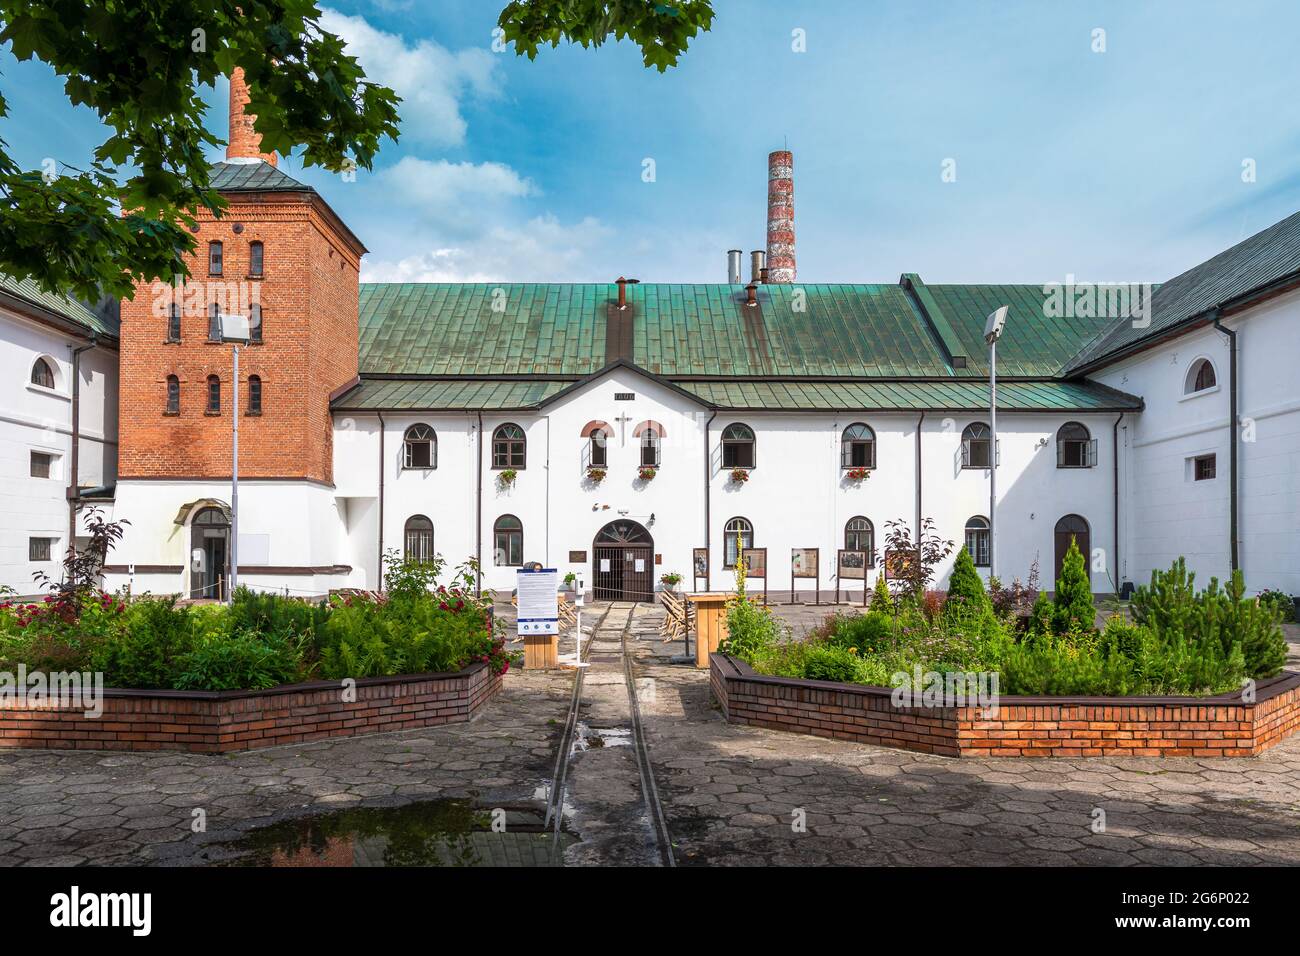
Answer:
[543, 603, 674, 866]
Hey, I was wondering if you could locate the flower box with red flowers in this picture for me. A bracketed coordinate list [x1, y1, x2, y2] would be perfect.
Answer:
[729, 467, 751, 484]
[638, 465, 658, 481]
[845, 466, 871, 482]
[586, 466, 607, 484]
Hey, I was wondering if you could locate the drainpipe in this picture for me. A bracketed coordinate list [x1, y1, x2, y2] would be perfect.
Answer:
[67, 336, 97, 554]
[376, 411, 385, 588]
[1213, 316, 1239, 571]
[914, 411, 925, 547]
[1112, 412, 1123, 591]
[476, 412, 484, 596]
[703, 410, 717, 590]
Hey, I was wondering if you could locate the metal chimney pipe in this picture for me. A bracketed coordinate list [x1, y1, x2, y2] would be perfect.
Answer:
[750, 250, 765, 283]
[727, 249, 743, 284]
[766, 150, 795, 282]
[745, 283, 758, 307]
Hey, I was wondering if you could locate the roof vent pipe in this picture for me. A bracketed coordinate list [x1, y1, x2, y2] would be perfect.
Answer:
[727, 250, 743, 284]
[745, 283, 758, 307]
[615, 276, 639, 309]
[760, 267, 769, 284]
[750, 250, 765, 283]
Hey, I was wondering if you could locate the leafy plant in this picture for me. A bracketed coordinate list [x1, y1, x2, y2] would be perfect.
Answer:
[882, 517, 954, 600]
[845, 466, 870, 482]
[638, 465, 658, 481]
[719, 556, 783, 660]
[173, 630, 308, 691]
[729, 467, 750, 484]
[1257, 589, 1297, 624]
[660, 572, 682, 588]
[585, 467, 606, 484]
[871, 573, 893, 614]
[498, 468, 518, 487]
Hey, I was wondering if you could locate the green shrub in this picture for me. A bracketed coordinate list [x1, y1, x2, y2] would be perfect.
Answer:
[228, 587, 328, 643]
[1257, 589, 1296, 624]
[946, 547, 988, 614]
[1028, 591, 1054, 635]
[800, 645, 863, 683]
[871, 574, 893, 613]
[1053, 537, 1095, 634]
[90, 597, 200, 688]
[173, 630, 308, 691]
[826, 611, 893, 655]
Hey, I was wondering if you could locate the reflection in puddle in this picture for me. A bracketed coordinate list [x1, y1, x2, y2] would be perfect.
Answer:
[211, 800, 576, 867]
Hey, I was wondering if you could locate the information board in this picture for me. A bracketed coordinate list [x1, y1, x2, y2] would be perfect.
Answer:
[516, 568, 559, 635]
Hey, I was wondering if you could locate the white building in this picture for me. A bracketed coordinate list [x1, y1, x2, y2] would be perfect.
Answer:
[0, 277, 118, 595]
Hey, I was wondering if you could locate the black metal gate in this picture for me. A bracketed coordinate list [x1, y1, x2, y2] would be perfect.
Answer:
[592, 520, 654, 602]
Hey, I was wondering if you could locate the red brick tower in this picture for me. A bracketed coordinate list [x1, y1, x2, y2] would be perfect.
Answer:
[765, 150, 795, 283]
[116, 69, 364, 486]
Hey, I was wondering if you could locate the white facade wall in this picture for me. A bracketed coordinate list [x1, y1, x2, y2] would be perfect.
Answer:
[336, 367, 1121, 598]
[1092, 288, 1300, 594]
[0, 309, 117, 594]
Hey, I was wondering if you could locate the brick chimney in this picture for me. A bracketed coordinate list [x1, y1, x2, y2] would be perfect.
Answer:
[226, 67, 277, 166]
[765, 150, 794, 282]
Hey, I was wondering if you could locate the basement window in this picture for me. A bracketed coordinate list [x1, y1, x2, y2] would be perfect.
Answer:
[29, 537, 55, 562]
[30, 451, 53, 478]
[1193, 454, 1217, 481]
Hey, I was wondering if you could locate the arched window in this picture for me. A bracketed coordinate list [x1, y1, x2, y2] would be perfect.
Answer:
[1186, 358, 1217, 394]
[30, 357, 55, 389]
[841, 423, 876, 469]
[167, 303, 181, 342]
[964, 516, 990, 567]
[403, 515, 434, 563]
[721, 423, 755, 469]
[165, 375, 180, 414]
[1053, 514, 1091, 585]
[208, 240, 223, 276]
[247, 375, 262, 415]
[845, 517, 875, 563]
[494, 514, 523, 566]
[403, 423, 437, 469]
[640, 427, 661, 467]
[589, 428, 608, 467]
[249, 303, 263, 344]
[206, 375, 220, 414]
[249, 241, 264, 277]
[1056, 421, 1095, 468]
[723, 516, 753, 569]
[493, 423, 526, 469]
[961, 423, 992, 469]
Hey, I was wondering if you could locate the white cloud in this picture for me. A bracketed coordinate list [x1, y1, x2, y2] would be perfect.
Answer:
[320, 8, 499, 147]
[374, 156, 535, 228]
[361, 215, 615, 283]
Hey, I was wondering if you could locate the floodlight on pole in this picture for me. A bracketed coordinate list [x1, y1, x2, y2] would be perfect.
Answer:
[218, 313, 252, 602]
[984, 306, 1009, 581]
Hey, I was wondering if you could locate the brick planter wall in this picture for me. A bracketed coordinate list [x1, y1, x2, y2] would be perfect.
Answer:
[711, 654, 1300, 758]
[0, 663, 503, 754]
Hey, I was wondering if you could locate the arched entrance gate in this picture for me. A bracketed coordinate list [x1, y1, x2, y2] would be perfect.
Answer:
[592, 520, 654, 602]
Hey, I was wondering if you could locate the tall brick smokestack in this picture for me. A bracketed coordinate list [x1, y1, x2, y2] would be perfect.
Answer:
[765, 149, 794, 282]
[226, 67, 278, 166]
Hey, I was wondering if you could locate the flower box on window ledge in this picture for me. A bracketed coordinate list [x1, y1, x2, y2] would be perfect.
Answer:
[586, 466, 606, 484]
[638, 465, 658, 482]
[729, 467, 750, 484]
[497, 468, 518, 487]
[845, 466, 871, 483]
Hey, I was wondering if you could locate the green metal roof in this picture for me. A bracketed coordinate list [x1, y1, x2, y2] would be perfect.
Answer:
[0, 274, 118, 339]
[332, 378, 568, 411]
[333, 370, 1140, 414]
[209, 160, 313, 193]
[680, 378, 1141, 412]
[1067, 209, 1300, 372]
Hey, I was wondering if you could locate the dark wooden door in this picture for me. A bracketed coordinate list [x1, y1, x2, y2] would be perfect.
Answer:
[592, 520, 654, 602]
[1053, 514, 1090, 586]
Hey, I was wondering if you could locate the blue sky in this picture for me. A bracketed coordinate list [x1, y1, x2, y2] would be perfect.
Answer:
[5, 0, 1300, 284]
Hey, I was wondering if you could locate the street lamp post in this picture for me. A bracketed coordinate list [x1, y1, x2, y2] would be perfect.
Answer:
[219, 312, 252, 602]
[984, 306, 1009, 581]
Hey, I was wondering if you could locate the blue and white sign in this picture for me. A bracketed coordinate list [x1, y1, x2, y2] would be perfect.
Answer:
[517, 568, 559, 635]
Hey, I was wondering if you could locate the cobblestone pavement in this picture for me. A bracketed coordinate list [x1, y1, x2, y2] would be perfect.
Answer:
[0, 604, 1297, 866]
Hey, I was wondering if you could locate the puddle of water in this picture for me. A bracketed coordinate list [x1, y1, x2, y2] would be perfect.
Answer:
[572, 722, 634, 752]
[207, 800, 576, 867]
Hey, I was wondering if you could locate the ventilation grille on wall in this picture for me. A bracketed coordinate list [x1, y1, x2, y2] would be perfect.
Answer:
[614, 392, 635, 401]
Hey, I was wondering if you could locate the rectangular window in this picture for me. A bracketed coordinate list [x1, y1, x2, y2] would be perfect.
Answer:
[249, 304, 263, 344]
[30, 451, 53, 478]
[167, 304, 181, 342]
[248, 377, 262, 415]
[208, 304, 221, 341]
[209, 241, 223, 276]
[966, 530, 990, 566]
[249, 241, 264, 277]
[1194, 454, 1216, 481]
[29, 537, 54, 562]
[207, 377, 221, 414]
